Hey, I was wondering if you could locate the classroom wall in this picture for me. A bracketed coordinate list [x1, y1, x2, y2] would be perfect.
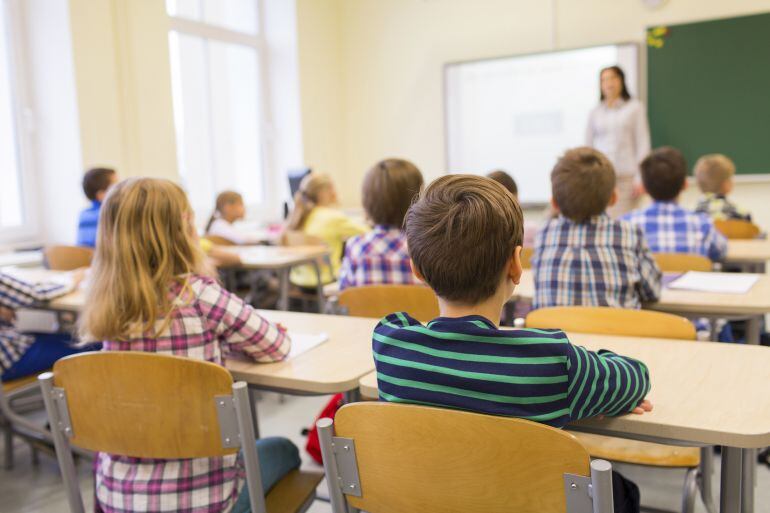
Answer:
[296, 0, 770, 228]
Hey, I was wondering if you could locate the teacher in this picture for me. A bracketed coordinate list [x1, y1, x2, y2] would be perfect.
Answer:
[585, 65, 651, 217]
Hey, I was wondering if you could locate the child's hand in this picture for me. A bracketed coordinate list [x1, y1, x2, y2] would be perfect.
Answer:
[631, 399, 653, 415]
[0, 306, 15, 323]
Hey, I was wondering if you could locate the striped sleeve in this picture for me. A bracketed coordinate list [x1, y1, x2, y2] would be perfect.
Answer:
[566, 343, 650, 421]
[0, 273, 71, 309]
[196, 278, 291, 362]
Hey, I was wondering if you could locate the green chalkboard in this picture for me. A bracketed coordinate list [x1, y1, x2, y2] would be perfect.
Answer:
[647, 12, 770, 175]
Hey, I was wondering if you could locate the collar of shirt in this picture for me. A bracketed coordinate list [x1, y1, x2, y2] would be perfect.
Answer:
[425, 315, 497, 330]
[90, 200, 102, 209]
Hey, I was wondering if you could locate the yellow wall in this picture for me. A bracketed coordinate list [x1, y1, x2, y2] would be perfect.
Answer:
[296, 0, 770, 228]
[68, 0, 178, 180]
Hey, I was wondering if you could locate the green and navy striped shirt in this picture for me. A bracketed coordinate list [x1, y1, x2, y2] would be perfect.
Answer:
[373, 313, 650, 428]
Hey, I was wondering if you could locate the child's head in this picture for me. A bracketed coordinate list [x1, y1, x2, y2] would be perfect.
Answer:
[551, 147, 616, 222]
[694, 154, 736, 196]
[287, 173, 337, 230]
[82, 167, 118, 202]
[81, 177, 205, 341]
[405, 175, 523, 306]
[206, 191, 245, 232]
[362, 158, 423, 228]
[486, 170, 518, 198]
[640, 146, 688, 202]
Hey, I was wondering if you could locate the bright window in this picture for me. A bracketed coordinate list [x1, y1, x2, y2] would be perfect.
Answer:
[167, 0, 266, 220]
[0, 1, 35, 241]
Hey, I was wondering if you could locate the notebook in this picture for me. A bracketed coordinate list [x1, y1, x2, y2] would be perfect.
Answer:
[286, 331, 328, 359]
[667, 272, 759, 294]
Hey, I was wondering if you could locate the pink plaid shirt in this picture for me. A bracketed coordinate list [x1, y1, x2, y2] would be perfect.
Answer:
[94, 275, 290, 513]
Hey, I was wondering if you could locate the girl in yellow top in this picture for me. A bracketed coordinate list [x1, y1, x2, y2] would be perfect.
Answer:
[287, 173, 369, 287]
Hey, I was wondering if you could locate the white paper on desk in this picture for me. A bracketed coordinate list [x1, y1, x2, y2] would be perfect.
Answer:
[236, 247, 284, 265]
[667, 271, 759, 294]
[287, 331, 328, 359]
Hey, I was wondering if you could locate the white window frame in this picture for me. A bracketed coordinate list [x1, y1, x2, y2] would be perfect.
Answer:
[167, 1, 280, 223]
[0, 0, 40, 246]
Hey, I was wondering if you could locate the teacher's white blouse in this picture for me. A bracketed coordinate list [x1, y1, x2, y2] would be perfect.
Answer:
[585, 98, 651, 177]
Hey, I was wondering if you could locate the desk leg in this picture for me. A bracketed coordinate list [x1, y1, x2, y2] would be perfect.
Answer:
[720, 446, 742, 513]
[700, 447, 717, 513]
[741, 448, 756, 513]
[746, 317, 761, 345]
[343, 389, 361, 404]
[248, 387, 261, 439]
[278, 269, 290, 311]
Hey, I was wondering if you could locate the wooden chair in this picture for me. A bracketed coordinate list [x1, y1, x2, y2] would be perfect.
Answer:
[714, 219, 760, 239]
[203, 234, 237, 246]
[337, 285, 439, 322]
[39, 352, 322, 513]
[653, 253, 713, 273]
[526, 307, 714, 513]
[317, 402, 614, 513]
[43, 246, 93, 271]
[521, 247, 533, 269]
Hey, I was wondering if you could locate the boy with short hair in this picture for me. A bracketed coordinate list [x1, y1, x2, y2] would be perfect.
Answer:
[76, 167, 118, 248]
[694, 153, 751, 221]
[623, 147, 727, 262]
[373, 174, 649, 512]
[532, 147, 661, 310]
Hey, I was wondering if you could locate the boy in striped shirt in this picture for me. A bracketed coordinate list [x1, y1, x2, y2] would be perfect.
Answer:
[373, 175, 651, 512]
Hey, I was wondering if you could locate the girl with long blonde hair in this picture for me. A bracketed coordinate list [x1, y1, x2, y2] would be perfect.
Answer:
[286, 173, 368, 287]
[81, 177, 299, 513]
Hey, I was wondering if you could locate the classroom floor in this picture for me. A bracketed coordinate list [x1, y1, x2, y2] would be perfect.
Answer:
[2, 393, 769, 513]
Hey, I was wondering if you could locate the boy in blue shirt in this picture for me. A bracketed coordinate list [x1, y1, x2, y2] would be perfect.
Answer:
[76, 167, 117, 247]
[373, 174, 650, 512]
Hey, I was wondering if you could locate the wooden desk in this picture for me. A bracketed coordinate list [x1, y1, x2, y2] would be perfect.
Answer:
[512, 269, 770, 344]
[359, 332, 770, 513]
[725, 239, 770, 271]
[227, 310, 376, 396]
[223, 245, 330, 311]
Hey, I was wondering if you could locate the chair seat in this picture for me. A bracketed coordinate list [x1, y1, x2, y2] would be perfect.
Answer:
[571, 432, 700, 468]
[2, 374, 41, 394]
[265, 469, 324, 513]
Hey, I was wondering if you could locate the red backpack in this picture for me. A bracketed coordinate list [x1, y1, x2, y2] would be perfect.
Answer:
[304, 393, 344, 464]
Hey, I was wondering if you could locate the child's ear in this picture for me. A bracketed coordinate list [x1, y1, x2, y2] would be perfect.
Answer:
[509, 246, 523, 285]
[608, 189, 618, 207]
[411, 260, 426, 284]
[95, 190, 107, 202]
[550, 197, 560, 214]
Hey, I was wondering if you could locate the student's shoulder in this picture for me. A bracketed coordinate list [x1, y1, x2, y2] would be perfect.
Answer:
[375, 312, 421, 331]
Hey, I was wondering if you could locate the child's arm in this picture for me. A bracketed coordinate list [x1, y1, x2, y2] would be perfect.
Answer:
[333, 214, 369, 240]
[635, 227, 662, 302]
[702, 220, 728, 262]
[566, 343, 651, 422]
[338, 243, 354, 290]
[196, 278, 291, 362]
[0, 272, 76, 309]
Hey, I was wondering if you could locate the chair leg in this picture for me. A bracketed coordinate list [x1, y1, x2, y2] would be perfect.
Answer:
[681, 467, 698, 513]
[699, 448, 718, 513]
[3, 423, 13, 470]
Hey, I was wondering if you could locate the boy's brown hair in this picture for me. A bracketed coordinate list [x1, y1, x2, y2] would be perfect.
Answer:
[640, 147, 688, 201]
[551, 147, 616, 222]
[694, 154, 735, 194]
[487, 170, 518, 197]
[83, 167, 117, 201]
[405, 175, 523, 305]
[362, 159, 424, 228]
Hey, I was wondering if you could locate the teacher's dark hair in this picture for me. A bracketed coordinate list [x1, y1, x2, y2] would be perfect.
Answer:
[600, 66, 631, 101]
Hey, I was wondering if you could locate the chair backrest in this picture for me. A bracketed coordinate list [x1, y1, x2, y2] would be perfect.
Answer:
[320, 402, 603, 513]
[281, 230, 325, 247]
[337, 285, 439, 322]
[714, 219, 760, 240]
[521, 247, 533, 269]
[653, 252, 713, 272]
[526, 306, 696, 340]
[48, 351, 237, 458]
[203, 235, 237, 246]
[44, 246, 93, 271]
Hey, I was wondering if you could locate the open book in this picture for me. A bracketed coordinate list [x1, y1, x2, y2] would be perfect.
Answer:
[286, 331, 329, 359]
[667, 271, 759, 294]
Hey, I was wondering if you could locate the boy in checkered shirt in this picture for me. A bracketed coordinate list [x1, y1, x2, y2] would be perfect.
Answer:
[532, 147, 661, 309]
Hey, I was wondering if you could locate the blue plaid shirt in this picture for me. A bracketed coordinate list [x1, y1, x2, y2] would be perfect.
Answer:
[339, 225, 418, 290]
[0, 273, 71, 372]
[532, 214, 661, 310]
[622, 201, 728, 262]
